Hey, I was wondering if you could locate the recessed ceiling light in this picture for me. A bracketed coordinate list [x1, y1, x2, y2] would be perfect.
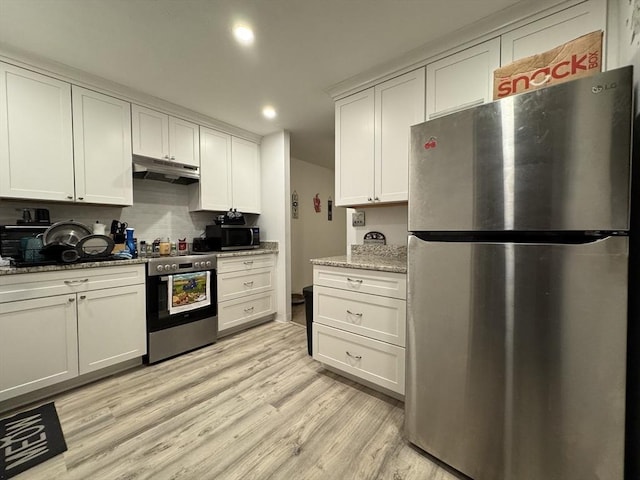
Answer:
[233, 24, 254, 46]
[262, 106, 277, 119]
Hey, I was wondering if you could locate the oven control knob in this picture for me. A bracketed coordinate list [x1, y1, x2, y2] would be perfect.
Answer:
[171, 264, 177, 270]
[205, 261, 212, 267]
[156, 265, 163, 272]
[194, 262, 200, 268]
[164, 264, 170, 270]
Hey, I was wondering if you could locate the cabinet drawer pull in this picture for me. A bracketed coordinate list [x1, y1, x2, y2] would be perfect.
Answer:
[243, 260, 254, 265]
[346, 278, 363, 284]
[346, 310, 363, 317]
[64, 279, 89, 285]
[346, 351, 362, 360]
[244, 306, 255, 313]
[243, 281, 254, 287]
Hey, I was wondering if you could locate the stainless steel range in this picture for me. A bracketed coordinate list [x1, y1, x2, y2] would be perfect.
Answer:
[145, 253, 218, 364]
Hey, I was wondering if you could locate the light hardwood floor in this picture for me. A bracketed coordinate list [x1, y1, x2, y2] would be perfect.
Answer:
[8, 321, 464, 480]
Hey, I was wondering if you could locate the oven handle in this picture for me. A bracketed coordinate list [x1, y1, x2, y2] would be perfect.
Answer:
[249, 228, 255, 245]
[160, 276, 169, 282]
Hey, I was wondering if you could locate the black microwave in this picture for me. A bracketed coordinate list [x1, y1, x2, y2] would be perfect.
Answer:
[201, 225, 260, 251]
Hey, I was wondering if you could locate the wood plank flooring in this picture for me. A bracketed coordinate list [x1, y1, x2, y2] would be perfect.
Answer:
[6, 321, 464, 480]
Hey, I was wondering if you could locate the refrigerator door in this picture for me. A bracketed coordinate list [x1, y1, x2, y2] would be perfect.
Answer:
[405, 234, 628, 480]
[408, 67, 632, 232]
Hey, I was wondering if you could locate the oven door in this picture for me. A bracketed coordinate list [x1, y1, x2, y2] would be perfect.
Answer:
[146, 268, 217, 332]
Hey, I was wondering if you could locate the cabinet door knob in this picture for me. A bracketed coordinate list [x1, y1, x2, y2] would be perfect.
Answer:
[367, 197, 372, 202]
[163, 155, 170, 160]
[170, 156, 175, 161]
[77, 197, 84, 201]
[68, 297, 75, 303]
[80, 295, 86, 300]
[67, 195, 73, 199]
[374, 196, 379, 201]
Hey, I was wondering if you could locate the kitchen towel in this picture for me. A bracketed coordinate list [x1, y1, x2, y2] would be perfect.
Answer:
[0, 402, 67, 479]
[168, 271, 211, 315]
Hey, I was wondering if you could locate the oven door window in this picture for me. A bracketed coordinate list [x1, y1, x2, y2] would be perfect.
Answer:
[147, 269, 217, 331]
[168, 271, 212, 315]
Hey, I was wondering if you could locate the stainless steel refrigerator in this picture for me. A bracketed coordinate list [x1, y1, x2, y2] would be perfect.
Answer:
[406, 66, 633, 480]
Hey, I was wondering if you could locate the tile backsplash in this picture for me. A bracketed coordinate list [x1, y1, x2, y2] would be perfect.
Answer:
[0, 180, 220, 243]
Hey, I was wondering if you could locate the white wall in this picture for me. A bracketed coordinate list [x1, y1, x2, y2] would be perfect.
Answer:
[290, 157, 346, 294]
[258, 131, 291, 322]
[0, 179, 216, 244]
[346, 205, 407, 250]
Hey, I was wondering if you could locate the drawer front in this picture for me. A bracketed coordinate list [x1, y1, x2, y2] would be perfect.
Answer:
[0, 264, 145, 303]
[314, 285, 406, 346]
[217, 267, 274, 302]
[314, 266, 406, 299]
[217, 253, 275, 274]
[218, 290, 276, 333]
[313, 323, 405, 394]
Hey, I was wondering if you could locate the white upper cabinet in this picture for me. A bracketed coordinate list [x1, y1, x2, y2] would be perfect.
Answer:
[72, 86, 133, 206]
[375, 68, 425, 203]
[0, 63, 74, 201]
[335, 88, 375, 206]
[426, 38, 500, 120]
[190, 127, 232, 211]
[190, 127, 261, 214]
[501, 1, 606, 64]
[335, 68, 425, 206]
[231, 136, 261, 214]
[169, 116, 200, 168]
[132, 104, 199, 168]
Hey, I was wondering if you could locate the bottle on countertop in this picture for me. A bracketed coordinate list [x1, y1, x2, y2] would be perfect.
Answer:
[139, 240, 147, 258]
[159, 237, 170, 256]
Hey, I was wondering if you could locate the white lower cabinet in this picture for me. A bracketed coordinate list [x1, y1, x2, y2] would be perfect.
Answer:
[77, 284, 146, 375]
[313, 323, 405, 394]
[217, 253, 276, 336]
[312, 266, 407, 396]
[0, 265, 146, 402]
[0, 295, 79, 401]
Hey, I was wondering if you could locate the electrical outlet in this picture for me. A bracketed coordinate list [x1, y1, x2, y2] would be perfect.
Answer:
[352, 211, 365, 227]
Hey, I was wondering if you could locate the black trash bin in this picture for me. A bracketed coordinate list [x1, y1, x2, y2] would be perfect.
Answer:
[302, 285, 313, 355]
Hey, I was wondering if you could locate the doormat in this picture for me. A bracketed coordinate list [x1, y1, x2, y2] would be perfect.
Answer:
[0, 402, 67, 479]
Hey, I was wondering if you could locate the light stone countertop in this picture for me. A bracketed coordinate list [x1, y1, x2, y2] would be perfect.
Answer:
[310, 245, 407, 274]
[0, 242, 278, 276]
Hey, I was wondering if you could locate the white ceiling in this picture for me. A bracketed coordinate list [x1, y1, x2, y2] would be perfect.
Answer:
[0, 0, 529, 169]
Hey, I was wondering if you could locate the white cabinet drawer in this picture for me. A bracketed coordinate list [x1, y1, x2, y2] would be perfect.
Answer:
[217, 267, 274, 302]
[314, 285, 406, 347]
[217, 253, 275, 274]
[313, 323, 405, 395]
[0, 264, 145, 303]
[314, 266, 406, 299]
[218, 290, 276, 333]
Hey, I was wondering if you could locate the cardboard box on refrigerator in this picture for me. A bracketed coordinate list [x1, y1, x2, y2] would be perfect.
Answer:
[493, 30, 603, 100]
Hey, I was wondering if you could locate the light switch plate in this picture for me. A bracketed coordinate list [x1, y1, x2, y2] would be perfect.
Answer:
[352, 211, 365, 227]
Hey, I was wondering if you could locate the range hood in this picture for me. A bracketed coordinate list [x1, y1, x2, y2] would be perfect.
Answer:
[132, 156, 199, 185]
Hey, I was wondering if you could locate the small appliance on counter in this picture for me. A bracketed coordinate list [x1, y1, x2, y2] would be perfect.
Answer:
[191, 209, 260, 252]
[15, 208, 50, 225]
[193, 225, 260, 252]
